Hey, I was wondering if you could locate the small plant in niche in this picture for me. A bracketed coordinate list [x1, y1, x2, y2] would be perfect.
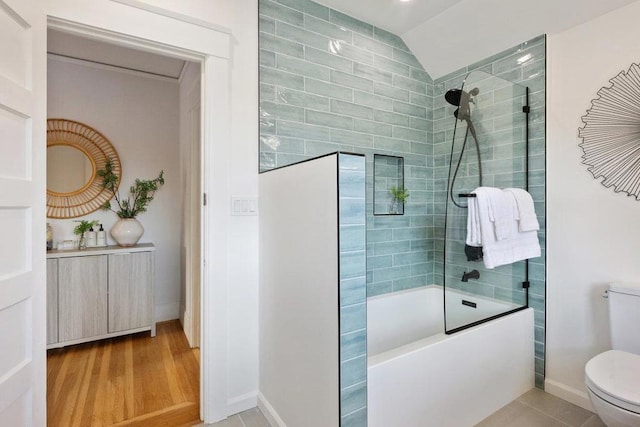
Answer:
[97, 158, 165, 218]
[389, 185, 409, 214]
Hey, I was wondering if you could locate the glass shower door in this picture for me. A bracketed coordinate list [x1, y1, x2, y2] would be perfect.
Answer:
[442, 70, 530, 333]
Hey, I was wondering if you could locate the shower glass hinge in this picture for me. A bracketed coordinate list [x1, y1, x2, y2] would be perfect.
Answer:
[522, 281, 530, 289]
[522, 106, 530, 113]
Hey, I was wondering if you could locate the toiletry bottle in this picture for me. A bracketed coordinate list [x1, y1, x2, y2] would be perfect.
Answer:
[86, 226, 97, 247]
[97, 224, 107, 247]
[46, 223, 53, 250]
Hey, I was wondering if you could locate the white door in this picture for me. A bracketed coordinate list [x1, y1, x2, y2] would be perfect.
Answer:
[0, 0, 46, 425]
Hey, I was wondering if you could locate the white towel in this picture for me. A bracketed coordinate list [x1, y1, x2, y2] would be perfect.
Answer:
[476, 187, 515, 241]
[471, 187, 541, 269]
[504, 188, 540, 232]
[466, 193, 481, 246]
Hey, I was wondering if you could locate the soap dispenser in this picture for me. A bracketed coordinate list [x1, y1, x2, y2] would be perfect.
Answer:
[97, 224, 107, 247]
[86, 226, 97, 247]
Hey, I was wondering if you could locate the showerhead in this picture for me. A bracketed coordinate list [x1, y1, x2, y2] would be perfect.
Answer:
[444, 87, 479, 120]
[445, 89, 463, 107]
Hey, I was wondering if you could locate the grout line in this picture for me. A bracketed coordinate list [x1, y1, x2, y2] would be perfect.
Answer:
[579, 415, 599, 427]
[238, 413, 248, 427]
[516, 398, 573, 427]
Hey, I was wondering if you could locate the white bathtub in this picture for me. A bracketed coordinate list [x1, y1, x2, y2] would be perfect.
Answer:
[367, 286, 534, 427]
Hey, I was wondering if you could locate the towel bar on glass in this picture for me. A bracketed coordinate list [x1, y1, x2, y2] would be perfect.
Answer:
[458, 193, 477, 198]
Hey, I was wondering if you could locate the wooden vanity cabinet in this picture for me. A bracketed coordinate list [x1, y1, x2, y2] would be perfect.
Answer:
[46, 244, 155, 349]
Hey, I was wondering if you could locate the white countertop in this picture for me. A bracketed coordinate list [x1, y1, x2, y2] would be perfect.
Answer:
[46, 243, 155, 258]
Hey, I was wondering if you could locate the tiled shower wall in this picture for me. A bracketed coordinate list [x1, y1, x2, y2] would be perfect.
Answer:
[259, 0, 546, 390]
[338, 153, 367, 427]
[259, 0, 435, 297]
[432, 35, 546, 387]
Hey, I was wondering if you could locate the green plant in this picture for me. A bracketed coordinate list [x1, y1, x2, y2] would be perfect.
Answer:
[390, 185, 410, 204]
[98, 158, 165, 218]
[74, 219, 99, 236]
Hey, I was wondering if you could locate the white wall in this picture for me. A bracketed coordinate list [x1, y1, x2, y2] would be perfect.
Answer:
[47, 57, 182, 321]
[546, 0, 640, 409]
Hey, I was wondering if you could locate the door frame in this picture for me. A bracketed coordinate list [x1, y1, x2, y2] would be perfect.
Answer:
[180, 62, 202, 349]
[45, 5, 232, 423]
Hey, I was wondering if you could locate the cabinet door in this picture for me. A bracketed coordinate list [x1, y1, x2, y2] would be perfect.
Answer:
[46, 259, 58, 345]
[108, 251, 153, 333]
[59, 255, 108, 342]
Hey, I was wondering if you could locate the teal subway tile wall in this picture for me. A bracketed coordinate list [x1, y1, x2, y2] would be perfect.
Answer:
[259, 0, 546, 393]
[338, 153, 367, 426]
[259, 0, 435, 299]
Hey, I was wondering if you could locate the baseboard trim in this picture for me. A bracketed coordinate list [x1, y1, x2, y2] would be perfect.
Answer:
[545, 378, 594, 412]
[258, 392, 287, 427]
[227, 392, 258, 416]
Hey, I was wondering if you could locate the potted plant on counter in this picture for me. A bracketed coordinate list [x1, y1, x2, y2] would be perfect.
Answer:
[98, 158, 165, 247]
[74, 219, 99, 250]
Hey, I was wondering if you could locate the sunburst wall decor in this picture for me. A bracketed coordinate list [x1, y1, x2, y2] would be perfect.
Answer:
[578, 62, 640, 199]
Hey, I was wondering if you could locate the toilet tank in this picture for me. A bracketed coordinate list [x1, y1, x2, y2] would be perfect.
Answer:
[608, 283, 640, 355]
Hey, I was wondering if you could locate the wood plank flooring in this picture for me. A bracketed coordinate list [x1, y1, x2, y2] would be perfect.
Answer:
[47, 320, 200, 427]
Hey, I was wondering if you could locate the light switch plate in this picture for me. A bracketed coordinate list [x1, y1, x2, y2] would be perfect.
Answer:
[231, 196, 258, 216]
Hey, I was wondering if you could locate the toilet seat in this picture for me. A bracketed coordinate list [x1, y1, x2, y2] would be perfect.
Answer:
[585, 350, 640, 414]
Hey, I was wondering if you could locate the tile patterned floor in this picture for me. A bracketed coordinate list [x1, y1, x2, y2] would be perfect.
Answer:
[200, 388, 605, 427]
[195, 407, 271, 427]
[477, 388, 605, 427]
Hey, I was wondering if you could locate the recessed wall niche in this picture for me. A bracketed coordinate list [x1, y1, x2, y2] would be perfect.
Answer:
[373, 154, 405, 215]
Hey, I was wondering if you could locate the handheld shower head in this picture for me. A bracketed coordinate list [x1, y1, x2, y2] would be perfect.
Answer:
[445, 89, 463, 107]
[444, 88, 479, 121]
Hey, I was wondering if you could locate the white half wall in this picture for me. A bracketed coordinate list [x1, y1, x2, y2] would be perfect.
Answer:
[546, 0, 640, 410]
[47, 56, 182, 322]
[259, 156, 340, 427]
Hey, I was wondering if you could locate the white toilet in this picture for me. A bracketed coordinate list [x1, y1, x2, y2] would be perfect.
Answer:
[585, 283, 640, 427]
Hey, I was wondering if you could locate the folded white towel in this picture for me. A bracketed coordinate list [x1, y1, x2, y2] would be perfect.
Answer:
[504, 188, 540, 232]
[475, 187, 515, 241]
[466, 193, 482, 246]
[472, 187, 541, 269]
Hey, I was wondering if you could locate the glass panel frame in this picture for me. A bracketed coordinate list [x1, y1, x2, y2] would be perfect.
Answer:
[443, 70, 530, 334]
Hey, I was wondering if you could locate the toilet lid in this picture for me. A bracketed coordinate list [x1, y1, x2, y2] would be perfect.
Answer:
[585, 350, 640, 413]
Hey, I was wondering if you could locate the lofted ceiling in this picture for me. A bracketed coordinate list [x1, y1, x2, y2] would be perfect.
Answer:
[47, 1, 640, 80]
[311, 0, 464, 36]
[316, 0, 639, 79]
[47, 29, 186, 79]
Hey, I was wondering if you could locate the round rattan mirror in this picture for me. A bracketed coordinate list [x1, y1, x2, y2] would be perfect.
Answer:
[47, 119, 121, 218]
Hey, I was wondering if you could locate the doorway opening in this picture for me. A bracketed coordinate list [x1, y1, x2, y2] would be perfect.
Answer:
[45, 28, 204, 426]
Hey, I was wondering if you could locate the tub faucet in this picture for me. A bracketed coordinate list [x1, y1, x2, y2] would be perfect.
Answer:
[461, 269, 480, 282]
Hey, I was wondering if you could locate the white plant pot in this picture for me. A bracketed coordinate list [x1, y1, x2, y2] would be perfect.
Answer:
[110, 218, 144, 247]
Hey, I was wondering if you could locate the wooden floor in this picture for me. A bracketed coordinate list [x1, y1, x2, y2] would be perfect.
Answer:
[47, 320, 200, 427]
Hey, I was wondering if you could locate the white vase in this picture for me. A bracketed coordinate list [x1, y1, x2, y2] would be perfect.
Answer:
[110, 218, 144, 247]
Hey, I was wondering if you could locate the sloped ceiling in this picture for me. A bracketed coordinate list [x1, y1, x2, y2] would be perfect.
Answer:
[316, 0, 638, 79]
